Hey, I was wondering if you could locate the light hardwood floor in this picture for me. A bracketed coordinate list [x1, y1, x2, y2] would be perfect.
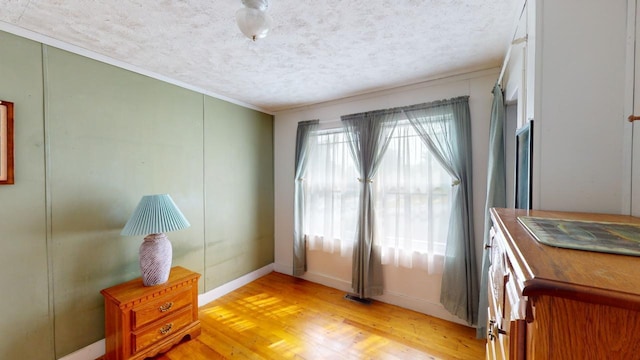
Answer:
[149, 272, 485, 360]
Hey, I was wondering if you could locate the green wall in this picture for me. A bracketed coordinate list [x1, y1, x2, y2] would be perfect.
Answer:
[0, 30, 274, 359]
[0, 28, 51, 360]
[204, 100, 274, 288]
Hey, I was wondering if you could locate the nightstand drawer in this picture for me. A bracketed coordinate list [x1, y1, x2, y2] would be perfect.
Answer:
[132, 306, 193, 353]
[102, 266, 201, 359]
[132, 286, 192, 329]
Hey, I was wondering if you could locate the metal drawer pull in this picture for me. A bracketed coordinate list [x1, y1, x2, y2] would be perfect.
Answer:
[488, 320, 496, 341]
[159, 302, 174, 312]
[159, 323, 173, 335]
[487, 319, 506, 341]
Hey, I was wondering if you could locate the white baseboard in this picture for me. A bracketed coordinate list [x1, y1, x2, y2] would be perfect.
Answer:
[375, 290, 467, 326]
[198, 263, 274, 306]
[291, 270, 468, 327]
[273, 261, 292, 275]
[298, 271, 352, 293]
[58, 339, 105, 360]
[58, 264, 275, 360]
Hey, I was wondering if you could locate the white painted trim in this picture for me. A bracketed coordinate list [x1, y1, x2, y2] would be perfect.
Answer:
[57, 339, 104, 360]
[0, 21, 271, 115]
[294, 270, 469, 328]
[273, 261, 293, 275]
[622, 0, 637, 215]
[374, 291, 467, 327]
[299, 271, 352, 293]
[276, 67, 500, 115]
[198, 263, 274, 306]
[497, 0, 529, 85]
[58, 264, 274, 360]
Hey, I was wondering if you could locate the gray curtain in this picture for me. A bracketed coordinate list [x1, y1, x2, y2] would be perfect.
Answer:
[341, 110, 398, 298]
[293, 119, 319, 276]
[403, 96, 478, 325]
[477, 84, 507, 337]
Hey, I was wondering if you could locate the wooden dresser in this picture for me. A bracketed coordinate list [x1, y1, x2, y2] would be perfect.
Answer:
[100, 266, 201, 360]
[487, 208, 640, 359]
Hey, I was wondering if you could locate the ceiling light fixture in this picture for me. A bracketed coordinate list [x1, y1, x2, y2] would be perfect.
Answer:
[236, 0, 273, 41]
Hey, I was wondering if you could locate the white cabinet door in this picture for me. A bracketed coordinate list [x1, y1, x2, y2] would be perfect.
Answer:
[535, 0, 627, 213]
[633, 0, 640, 216]
[633, 124, 640, 216]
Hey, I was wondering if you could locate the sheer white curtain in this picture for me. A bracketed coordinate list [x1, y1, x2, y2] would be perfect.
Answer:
[375, 121, 452, 274]
[304, 123, 452, 274]
[304, 130, 358, 257]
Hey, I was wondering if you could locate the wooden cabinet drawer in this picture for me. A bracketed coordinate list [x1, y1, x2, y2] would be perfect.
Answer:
[132, 286, 192, 329]
[486, 273, 499, 360]
[132, 306, 193, 353]
[102, 266, 201, 360]
[488, 223, 528, 360]
[489, 208, 640, 359]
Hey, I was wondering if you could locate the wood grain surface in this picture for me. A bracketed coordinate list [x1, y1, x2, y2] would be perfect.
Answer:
[141, 272, 484, 360]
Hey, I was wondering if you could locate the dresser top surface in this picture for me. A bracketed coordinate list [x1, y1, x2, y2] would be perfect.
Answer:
[100, 266, 200, 305]
[491, 208, 640, 304]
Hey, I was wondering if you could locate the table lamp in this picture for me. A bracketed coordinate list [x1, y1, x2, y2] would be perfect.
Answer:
[121, 194, 191, 286]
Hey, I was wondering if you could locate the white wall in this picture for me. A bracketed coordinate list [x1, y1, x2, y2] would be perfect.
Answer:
[502, 0, 631, 214]
[505, 104, 518, 207]
[502, 0, 528, 209]
[533, 0, 628, 213]
[273, 69, 498, 324]
[503, 0, 529, 129]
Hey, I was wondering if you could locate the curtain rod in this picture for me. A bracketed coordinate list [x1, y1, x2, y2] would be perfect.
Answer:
[497, 36, 528, 85]
[496, 1, 529, 85]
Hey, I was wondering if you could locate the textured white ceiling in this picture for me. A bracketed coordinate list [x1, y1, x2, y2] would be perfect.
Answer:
[0, 0, 518, 113]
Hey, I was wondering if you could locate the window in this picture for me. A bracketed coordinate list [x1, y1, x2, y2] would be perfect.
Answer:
[375, 121, 451, 273]
[304, 130, 359, 256]
[304, 120, 452, 273]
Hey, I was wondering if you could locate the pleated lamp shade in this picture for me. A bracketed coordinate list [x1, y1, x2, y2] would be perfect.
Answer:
[121, 194, 190, 236]
[121, 194, 190, 286]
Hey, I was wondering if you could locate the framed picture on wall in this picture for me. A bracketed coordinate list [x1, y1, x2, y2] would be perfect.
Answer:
[0, 100, 14, 185]
[515, 120, 533, 209]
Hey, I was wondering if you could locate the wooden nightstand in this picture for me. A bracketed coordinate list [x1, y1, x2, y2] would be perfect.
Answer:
[100, 266, 201, 360]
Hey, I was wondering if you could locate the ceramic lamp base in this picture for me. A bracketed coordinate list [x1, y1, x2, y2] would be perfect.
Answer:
[139, 233, 172, 286]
